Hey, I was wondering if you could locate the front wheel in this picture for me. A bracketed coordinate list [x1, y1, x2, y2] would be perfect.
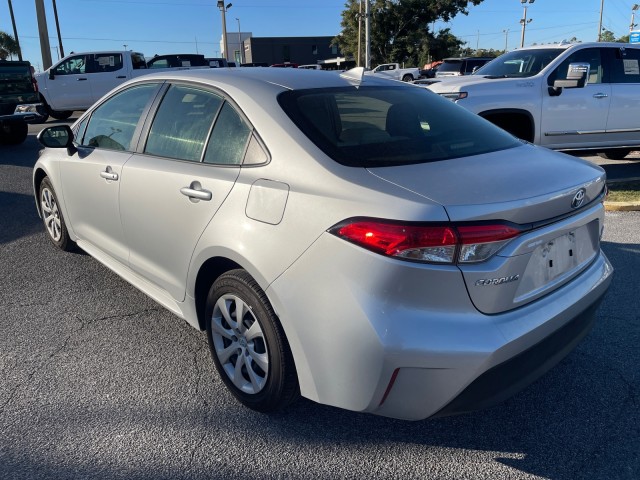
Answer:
[598, 149, 633, 160]
[39, 177, 76, 251]
[47, 108, 73, 121]
[205, 270, 299, 412]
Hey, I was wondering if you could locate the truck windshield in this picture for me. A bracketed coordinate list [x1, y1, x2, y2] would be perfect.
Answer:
[278, 86, 520, 167]
[473, 48, 564, 78]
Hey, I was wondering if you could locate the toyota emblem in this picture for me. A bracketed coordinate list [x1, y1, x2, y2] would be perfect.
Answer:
[571, 189, 586, 209]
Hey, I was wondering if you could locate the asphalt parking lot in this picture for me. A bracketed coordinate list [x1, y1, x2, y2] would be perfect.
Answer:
[1, 120, 639, 479]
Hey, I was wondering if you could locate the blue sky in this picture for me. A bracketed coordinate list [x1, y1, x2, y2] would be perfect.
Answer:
[0, 0, 637, 71]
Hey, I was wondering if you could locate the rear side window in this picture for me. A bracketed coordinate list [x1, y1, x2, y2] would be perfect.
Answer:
[437, 60, 463, 74]
[92, 54, 123, 73]
[278, 86, 520, 167]
[145, 85, 222, 162]
[81, 83, 157, 151]
[611, 47, 640, 83]
[203, 102, 251, 165]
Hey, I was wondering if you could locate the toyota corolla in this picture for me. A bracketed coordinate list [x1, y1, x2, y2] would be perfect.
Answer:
[33, 67, 612, 420]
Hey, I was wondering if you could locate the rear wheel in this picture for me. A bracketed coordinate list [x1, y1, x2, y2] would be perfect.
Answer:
[205, 270, 299, 412]
[47, 108, 73, 121]
[39, 177, 76, 251]
[597, 149, 632, 160]
[402, 74, 413, 82]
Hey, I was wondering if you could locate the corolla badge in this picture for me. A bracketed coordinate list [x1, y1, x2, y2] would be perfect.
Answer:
[571, 188, 586, 209]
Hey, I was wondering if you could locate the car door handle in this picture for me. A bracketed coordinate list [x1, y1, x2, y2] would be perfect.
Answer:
[116, 75, 127, 79]
[180, 181, 212, 201]
[100, 167, 118, 181]
[76, 78, 88, 81]
[593, 93, 608, 99]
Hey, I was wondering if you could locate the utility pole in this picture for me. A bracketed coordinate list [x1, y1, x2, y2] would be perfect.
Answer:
[597, 0, 604, 41]
[8, 0, 22, 60]
[52, 0, 64, 58]
[35, 0, 53, 70]
[356, 0, 362, 67]
[503, 29, 509, 52]
[519, 0, 534, 49]
[364, 0, 371, 69]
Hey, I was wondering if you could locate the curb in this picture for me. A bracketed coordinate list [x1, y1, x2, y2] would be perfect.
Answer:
[604, 201, 640, 212]
[604, 179, 640, 211]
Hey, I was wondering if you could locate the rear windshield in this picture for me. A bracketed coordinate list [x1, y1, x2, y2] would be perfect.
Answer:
[278, 86, 520, 167]
[0, 63, 32, 95]
[437, 60, 463, 74]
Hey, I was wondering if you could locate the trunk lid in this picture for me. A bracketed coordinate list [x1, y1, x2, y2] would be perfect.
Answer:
[367, 144, 606, 314]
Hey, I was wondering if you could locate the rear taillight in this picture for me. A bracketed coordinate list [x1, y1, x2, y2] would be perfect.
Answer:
[329, 219, 523, 264]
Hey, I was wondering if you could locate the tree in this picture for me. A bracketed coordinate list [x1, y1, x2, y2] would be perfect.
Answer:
[0, 31, 19, 60]
[600, 29, 616, 43]
[334, 0, 484, 67]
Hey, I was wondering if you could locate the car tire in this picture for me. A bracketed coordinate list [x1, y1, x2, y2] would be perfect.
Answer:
[402, 74, 413, 82]
[205, 269, 299, 412]
[39, 177, 76, 251]
[47, 109, 73, 121]
[0, 121, 28, 145]
[597, 149, 633, 160]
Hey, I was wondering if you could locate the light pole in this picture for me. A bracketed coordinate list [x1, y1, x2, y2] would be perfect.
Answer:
[217, 1, 232, 61]
[631, 4, 640, 33]
[597, 0, 604, 41]
[364, 0, 371, 69]
[519, 0, 534, 48]
[236, 18, 243, 64]
[503, 29, 509, 51]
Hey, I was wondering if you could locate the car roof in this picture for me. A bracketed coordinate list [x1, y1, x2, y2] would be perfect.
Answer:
[130, 67, 399, 92]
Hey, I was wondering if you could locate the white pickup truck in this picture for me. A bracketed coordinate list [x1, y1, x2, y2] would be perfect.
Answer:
[35, 51, 204, 120]
[426, 42, 640, 159]
[366, 63, 419, 82]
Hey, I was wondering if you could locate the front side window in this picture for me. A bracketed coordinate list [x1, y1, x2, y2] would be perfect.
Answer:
[278, 86, 520, 167]
[81, 84, 157, 151]
[145, 85, 222, 162]
[203, 102, 251, 165]
[52, 55, 88, 75]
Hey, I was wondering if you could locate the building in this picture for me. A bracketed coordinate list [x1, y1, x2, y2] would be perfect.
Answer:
[221, 35, 343, 67]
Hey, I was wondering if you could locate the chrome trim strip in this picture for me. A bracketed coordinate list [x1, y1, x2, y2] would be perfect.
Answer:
[545, 127, 640, 137]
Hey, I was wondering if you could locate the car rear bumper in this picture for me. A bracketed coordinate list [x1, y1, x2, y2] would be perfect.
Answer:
[267, 233, 613, 421]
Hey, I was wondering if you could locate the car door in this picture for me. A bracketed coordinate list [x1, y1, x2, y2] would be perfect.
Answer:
[605, 46, 640, 144]
[45, 54, 93, 110]
[120, 84, 251, 301]
[540, 47, 611, 149]
[89, 53, 129, 103]
[58, 83, 160, 264]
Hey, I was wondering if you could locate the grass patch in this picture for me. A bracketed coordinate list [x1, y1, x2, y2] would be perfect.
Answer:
[607, 180, 640, 203]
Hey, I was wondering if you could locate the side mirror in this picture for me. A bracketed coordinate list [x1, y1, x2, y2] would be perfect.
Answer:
[37, 125, 76, 154]
[553, 62, 590, 89]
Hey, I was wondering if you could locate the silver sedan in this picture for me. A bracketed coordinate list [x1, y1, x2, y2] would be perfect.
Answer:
[33, 67, 612, 420]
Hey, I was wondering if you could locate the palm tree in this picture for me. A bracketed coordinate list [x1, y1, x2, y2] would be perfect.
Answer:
[0, 31, 19, 60]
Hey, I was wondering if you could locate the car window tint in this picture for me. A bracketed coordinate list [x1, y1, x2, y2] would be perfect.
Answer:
[611, 47, 640, 83]
[145, 85, 222, 162]
[243, 135, 268, 165]
[92, 54, 123, 73]
[53, 55, 88, 75]
[549, 48, 604, 85]
[81, 84, 157, 151]
[278, 86, 520, 167]
[203, 102, 251, 165]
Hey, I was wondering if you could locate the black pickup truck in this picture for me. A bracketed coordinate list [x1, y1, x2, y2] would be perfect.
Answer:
[0, 60, 45, 145]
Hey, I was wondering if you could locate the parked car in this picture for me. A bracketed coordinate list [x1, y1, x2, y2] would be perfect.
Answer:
[205, 57, 229, 68]
[435, 57, 495, 77]
[147, 54, 209, 69]
[0, 60, 45, 144]
[270, 62, 298, 68]
[33, 67, 612, 420]
[35, 50, 206, 119]
[365, 63, 420, 82]
[427, 42, 640, 159]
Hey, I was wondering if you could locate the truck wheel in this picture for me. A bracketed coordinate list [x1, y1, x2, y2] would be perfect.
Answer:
[0, 121, 28, 145]
[402, 74, 413, 82]
[47, 108, 73, 121]
[597, 149, 632, 160]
